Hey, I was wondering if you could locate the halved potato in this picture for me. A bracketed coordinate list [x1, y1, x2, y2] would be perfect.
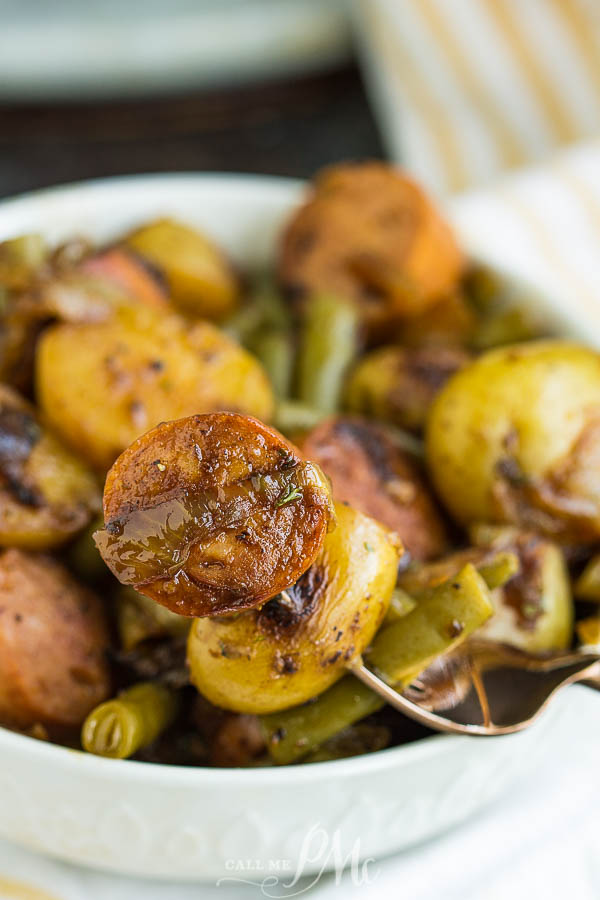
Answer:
[346, 345, 469, 432]
[36, 305, 274, 470]
[427, 341, 600, 544]
[96, 413, 334, 617]
[0, 384, 100, 549]
[125, 218, 239, 320]
[187, 502, 401, 714]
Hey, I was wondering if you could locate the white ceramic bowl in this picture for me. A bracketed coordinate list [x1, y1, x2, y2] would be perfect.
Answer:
[0, 174, 590, 881]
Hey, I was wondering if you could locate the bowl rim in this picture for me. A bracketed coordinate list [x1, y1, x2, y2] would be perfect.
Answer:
[0, 170, 535, 784]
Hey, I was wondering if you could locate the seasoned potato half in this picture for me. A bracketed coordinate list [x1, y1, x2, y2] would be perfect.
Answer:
[36, 305, 274, 470]
[125, 218, 239, 320]
[187, 502, 401, 714]
[426, 341, 600, 543]
[278, 162, 464, 335]
[400, 530, 573, 653]
[96, 413, 335, 617]
[0, 384, 100, 549]
[346, 345, 469, 432]
[301, 416, 446, 561]
[0, 549, 110, 729]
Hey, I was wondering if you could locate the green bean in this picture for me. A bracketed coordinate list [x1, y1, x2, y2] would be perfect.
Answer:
[295, 293, 360, 413]
[574, 555, 600, 602]
[117, 587, 191, 651]
[224, 273, 290, 345]
[399, 550, 519, 599]
[262, 676, 383, 765]
[274, 400, 327, 436]
[367, 563, 494, 686]
[383, 587, 417, 624]
[81, 682, 180, 759]
[477, 552, 520, 591]
[262, 563, 493, 764]
[250, 329, 294, 399]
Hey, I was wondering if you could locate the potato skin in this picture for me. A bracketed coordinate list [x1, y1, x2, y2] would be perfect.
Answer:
[346, 345, 469, 432]
[426, 341, 600, 543]
[0, 549, 110, 729]
[300, 416, 446, 561]
[98, 413, 335, 617]
[187, 502, 401, 714]
[36, 305, 274, 470]
[0, 384, 100, 549]
[278, 162, 464, 335]
[125, 218, 239, 321]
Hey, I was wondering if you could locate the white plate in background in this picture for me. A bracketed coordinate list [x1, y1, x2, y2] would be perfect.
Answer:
[0, 0, 352, 101]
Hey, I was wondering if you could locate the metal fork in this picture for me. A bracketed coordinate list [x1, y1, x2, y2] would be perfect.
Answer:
[348, 641, 600, 736]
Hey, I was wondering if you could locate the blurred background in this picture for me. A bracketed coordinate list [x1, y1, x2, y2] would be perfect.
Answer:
[0, 0, 382, 198]
[1, 0, 600, 198]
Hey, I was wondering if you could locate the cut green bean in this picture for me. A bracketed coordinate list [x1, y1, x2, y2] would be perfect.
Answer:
[295, 293, 360, 413]
[367, 564, 494, 686]
[250, 329, 294, 399]
[262, 563, 493, 764]
[574, 555, 600, 602]
[399, 550, 519, 599]
[262, 676, 384, 765]
[477, 552, 520, 591]
[81, 682, 180, 759]
[274, 400, 327, 436]
[383, 587, 417, 624]
[224, 273, 290, 345]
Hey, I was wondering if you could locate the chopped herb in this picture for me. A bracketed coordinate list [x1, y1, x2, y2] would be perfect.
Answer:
[364, 542, 374, 552]
[276, 484, 302, 507]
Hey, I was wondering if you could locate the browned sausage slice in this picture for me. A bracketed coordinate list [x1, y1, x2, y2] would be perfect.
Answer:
[96, 413, 334, 617]
[300, 416, 447, 562]
[0, 549, 110, 729]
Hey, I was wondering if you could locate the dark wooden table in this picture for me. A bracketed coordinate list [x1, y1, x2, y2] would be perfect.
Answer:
[0, 63, 385, 199]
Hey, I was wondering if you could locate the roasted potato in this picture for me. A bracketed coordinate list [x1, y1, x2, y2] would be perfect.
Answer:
[96, 413, 335, 617]
[300, 416, 446, 561]
[399, 530, 573, 653]
[426, 341, 600, 544]
[0, 384, 100, 549]
[125, 218, 239, 320]
[345, 345, 469, 432]
[278, 162, 464, 336]
[0, 549, 110, 729]
[187, 502, 400, 714]
[36, 304, 275, 470]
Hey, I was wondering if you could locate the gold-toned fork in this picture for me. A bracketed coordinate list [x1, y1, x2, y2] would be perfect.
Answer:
[348, 641, 600, 736]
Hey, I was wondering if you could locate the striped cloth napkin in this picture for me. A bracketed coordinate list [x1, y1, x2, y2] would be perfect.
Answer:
[448, 138, 600, 341]
[354, 0, 600, 194]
